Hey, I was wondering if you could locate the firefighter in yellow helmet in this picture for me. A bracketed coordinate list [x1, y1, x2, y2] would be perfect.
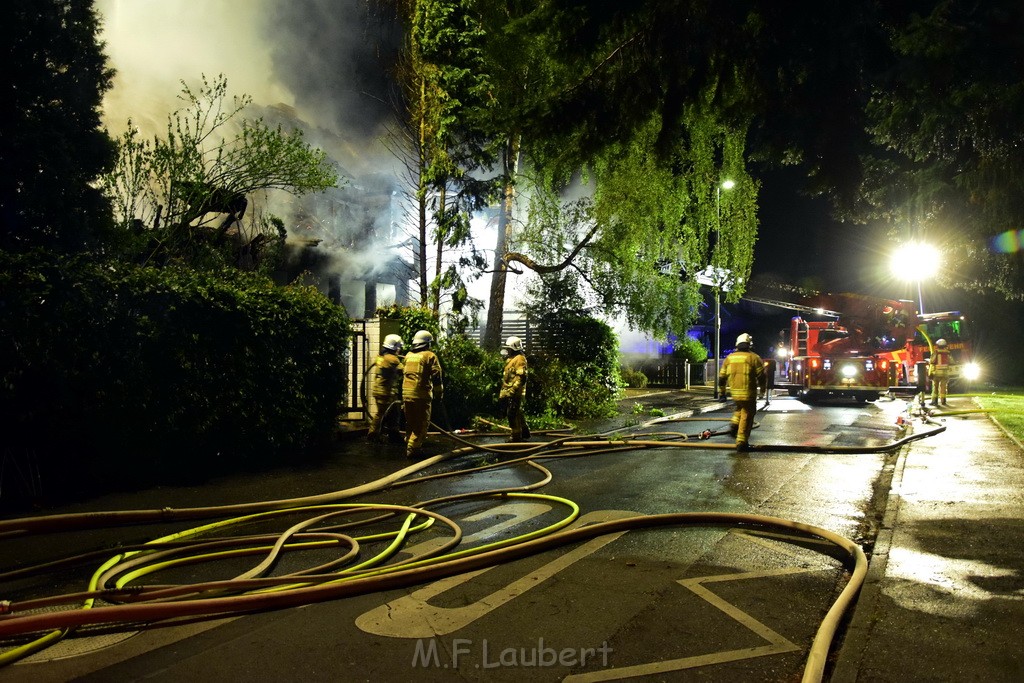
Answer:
[402, 330, 443, 458]
[718, 333, 767, 451]
[929, 338, 952, 406]
[499, 336, 530, 442]
[367, 334, 404, 444]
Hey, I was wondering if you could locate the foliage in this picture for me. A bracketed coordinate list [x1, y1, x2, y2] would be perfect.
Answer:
[528, 315, 622, 419]
[527, 354, 620, 420]
[861, 1, 1024, 299]
[386, 0, 499, 311]
[0, 0, 117, 253]
[0, 249, 349, 505]
[435, 334, 504, 427]
[671, 336, 710, 363]
[101, 74, 338, 269]
[621, 368, 649, 389]
[512, 1, 1024, 300]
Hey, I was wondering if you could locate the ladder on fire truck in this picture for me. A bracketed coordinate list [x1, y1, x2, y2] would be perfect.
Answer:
[742, 296, 842, 357]
[741, 295, 842, 319]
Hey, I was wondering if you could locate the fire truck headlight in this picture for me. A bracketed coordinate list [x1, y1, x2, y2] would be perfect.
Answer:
[841, 364, 858, 378]
[962, 362, 981, 381]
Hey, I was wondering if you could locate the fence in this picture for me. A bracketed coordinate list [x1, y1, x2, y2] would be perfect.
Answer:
[343, 315, 712, 418]
[463, 312, 543, 353]
[640, 360, 711, 389]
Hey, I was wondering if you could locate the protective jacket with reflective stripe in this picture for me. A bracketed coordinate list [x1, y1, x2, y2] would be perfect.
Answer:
[402, 350, 443, 400]
[718, 350, 766, 401]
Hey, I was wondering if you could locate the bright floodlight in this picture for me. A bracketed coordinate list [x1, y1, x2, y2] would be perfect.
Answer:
[721, 179, 736, 190]
[962, 362, 981, 381]
[891, 242, 941, 281]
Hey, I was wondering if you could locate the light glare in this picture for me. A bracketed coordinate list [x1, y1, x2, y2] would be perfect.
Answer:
[891, 242, 941, 281]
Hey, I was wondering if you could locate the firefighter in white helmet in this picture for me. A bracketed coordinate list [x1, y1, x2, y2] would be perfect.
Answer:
[929, 338, 951, 406]
[402, 330, 443, 458]
[718, 332, 766, 451]
[367, 334, 404, 444]
[499, 336, 530, 442]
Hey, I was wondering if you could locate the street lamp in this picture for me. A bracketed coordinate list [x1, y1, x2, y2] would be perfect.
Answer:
[712, 179, 735, 399]
[890, 241, 940, 313]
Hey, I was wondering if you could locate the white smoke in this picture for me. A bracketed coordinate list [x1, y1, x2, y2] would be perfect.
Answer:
[95, 0, 411, 314]
[98, 0, 293, 135]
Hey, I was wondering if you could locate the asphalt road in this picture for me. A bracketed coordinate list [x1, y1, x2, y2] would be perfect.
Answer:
[0, 395, 913, 682]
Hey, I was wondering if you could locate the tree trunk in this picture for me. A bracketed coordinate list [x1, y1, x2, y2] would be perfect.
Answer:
[483, 134, 521, 351]
[432, 185, 447, 315]
[416, 75, 429, 307]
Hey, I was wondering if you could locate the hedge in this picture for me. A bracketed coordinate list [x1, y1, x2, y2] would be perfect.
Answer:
[0, 250, 349, 505]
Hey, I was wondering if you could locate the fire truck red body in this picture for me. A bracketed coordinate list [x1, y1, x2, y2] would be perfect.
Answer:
[761, 292, 979, 401]
[780, 315, 894, 402]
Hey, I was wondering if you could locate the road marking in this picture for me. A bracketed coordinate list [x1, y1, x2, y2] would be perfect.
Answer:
[731, 529, 834, 561]
[355, 508, 634, 638]
[564, 566, 819, 682]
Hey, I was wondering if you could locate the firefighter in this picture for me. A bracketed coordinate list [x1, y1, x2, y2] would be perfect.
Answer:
[367, 334, 404, 444]
[929, 338, 952, 406]
[499, 336, 530, 442]
[718, 332, 767, 451]
[402, 330, 443, 458]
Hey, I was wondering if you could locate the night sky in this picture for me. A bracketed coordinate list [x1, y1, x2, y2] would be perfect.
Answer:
[754, 168, 868, 295]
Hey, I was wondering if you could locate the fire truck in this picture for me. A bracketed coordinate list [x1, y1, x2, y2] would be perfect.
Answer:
[879, 309, 981, 387]
[748, 292, 980, 401]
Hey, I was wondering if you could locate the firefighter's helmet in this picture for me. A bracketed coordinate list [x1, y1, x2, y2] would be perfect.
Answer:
[383, 334, 403, 352]
[411, 330, 434, 350]
[502, 336, 523, 353]
[736, 333, 754, 347]
[936, 338, 948, 347]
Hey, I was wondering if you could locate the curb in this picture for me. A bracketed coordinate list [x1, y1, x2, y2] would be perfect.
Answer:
[829, 437, 910, 683]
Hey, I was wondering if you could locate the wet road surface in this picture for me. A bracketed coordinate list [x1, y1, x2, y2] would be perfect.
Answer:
[5, 394, 1008, 682]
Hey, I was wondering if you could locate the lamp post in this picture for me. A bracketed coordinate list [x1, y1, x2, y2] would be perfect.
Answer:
[712, 179, 735, 399]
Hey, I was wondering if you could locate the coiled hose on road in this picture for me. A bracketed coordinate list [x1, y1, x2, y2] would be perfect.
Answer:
[0, 402, 948, 682]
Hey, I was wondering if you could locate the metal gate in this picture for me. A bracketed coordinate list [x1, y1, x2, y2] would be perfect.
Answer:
[343, 319, 369, 418]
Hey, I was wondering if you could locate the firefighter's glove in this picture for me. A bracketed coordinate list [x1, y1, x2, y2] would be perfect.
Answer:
[499, 388, 511, 400]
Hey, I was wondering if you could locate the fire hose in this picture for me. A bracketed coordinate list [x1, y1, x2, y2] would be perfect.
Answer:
[0, 407, 946, 682]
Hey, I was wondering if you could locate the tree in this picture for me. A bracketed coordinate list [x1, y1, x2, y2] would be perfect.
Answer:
[861, 0, 1024, 299]
[516, 1, 1024, 301]
[102, 75, 339, 268]
[467, 1, 765, 347]
[465, 2, 762, 344]
[508, 106, 758, 337]
[385, 0, 499, 319]
[0, 0, 117, 253]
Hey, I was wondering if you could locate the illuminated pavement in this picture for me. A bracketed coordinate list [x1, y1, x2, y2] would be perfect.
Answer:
[832, 399, 1024, 682]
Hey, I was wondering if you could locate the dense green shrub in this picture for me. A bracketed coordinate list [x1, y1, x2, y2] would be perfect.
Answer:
[671, 335, 709, 363]
[376, 304, 439, 345]
[621, 367, 649, 388]
[436, 334, 504, 428]
[529, 315, 622, 419]
[0, 250, 349, 503]
[370, 305, 622, 426]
